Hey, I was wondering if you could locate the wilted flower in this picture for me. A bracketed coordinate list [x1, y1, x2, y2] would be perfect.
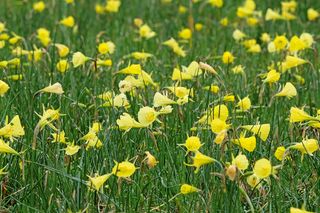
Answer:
[144, 151, 158, 168]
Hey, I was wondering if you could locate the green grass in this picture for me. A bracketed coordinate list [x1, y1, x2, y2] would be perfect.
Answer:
[0, 0, 319, 212]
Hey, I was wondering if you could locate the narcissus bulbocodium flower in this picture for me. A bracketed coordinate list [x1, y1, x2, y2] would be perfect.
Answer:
[117, 64, 142, 75]
[36, 107, 61, 130]
[138, 106, 159, 127]
[289, 107, 315, 123]
[290, 207, 314, 213]
[291, 139, 319, 156]
[289, 36, 306, 52]
[64, 143, 81, 156]
[300, 33, 314, 48]
[273, 35, 288, 51]
[0, 115, 25, 140]
[241, 124, 270, 141]
[98, 41, 115, 54]
[231, 135, 256, 152]
[54, 44, 70, 57]
[209, 0, 223, 8]
[275, 82, 297, 99]
[0, 80, 10, 96]
[0, 139, 19, 155]
[178, 28, 192, 40]
[232, 153, 249, 171]
[56, 60, 69, 73]
[247, 174, 261, 188]
[253, 158, 272, 179]
[280, 55, 307, 72]
[233, 29, 246, 41]
[87, 173, 112, 191]
[179, 136, 203, 154]
[37, 82, 64, 95]
[131, 51, 153, 60]
[262, 69, 280, 84]
[100, 92, 130, 108]
[51, 131, 66, 144]
[106, 0, 121, 13]
[72, 52, 89, 68]
[237, 96, 251, 111]
[185, 151, 216, 173]
[153, 92, 176, 107]
[82, 132, 102, 150]
[116, 113, 144, 132]
[139, 24, 156, 39]
[307, 8, 319, 21]
[211, 118, 229, 134]
[274, 146, 286, 161]
[163, 38, 186, 57]
[60, 16, 75, 28]
[222, 51, 234, 64]
[33, 1, 46, 12]
[232, 65, 245, 74]
[180, 184, 200, 195]
[112, 160, 136, 178]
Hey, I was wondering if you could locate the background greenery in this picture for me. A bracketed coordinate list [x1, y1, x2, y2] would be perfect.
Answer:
[0, 0, 319, 212]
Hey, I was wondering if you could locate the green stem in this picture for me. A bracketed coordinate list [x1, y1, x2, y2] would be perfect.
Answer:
[239, 186, 255, 213]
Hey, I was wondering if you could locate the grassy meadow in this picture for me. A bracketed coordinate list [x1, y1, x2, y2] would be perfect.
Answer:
[0, 0, 319, 212]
